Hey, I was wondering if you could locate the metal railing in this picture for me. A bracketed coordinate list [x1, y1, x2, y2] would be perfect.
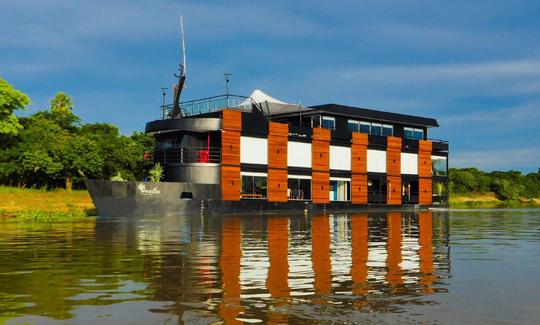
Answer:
[161, 94, 258, 119]
[152, 147, 221, 164]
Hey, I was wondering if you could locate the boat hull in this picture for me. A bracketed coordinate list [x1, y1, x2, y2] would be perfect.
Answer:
[85, 179, 430, 217]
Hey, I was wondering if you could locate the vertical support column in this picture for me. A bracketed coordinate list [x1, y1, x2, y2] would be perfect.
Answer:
[221, 109, 242, 201]
[418, 140, 433, 205]
[268, 122, 288, 202]
[311, 128, 330, 204]
[386, 137, 402, 205]
[351, 133, 368, 204]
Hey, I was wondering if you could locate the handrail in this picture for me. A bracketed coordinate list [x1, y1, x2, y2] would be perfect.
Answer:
[160, 94, 267, 119]
[151, 146, 221, 164]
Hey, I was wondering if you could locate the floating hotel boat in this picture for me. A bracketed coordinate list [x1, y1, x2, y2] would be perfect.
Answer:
[85, 88, 449, 217]
[85, 22, 449, 217]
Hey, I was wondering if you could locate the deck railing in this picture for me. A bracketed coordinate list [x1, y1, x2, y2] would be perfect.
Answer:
[161, 94, 255, 119]
[151, 147, 221, 164]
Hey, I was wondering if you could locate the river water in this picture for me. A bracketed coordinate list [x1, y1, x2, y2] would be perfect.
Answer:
[0, 209, 539, 324]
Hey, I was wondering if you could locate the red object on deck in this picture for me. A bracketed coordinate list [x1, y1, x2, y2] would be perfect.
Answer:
[198, 150, 210, 163]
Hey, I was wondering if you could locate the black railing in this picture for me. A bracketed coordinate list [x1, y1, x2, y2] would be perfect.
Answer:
[152, 147, 221, 164]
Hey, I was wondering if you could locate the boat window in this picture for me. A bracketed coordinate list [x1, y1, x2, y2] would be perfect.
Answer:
[348, 120, 360, 132]
[241, 174, 267, 199]
[330, 179, 350, 201]
[311, 115, 321, 128]
[404, 127, 424, 140]
[287, 177, 311, 200]
[359, 122, 371, 134]
[322, 116, 335, 130]
[382, 124, 393, 136]
[432, 156, 447, 176]
[371, 123, 382, 136]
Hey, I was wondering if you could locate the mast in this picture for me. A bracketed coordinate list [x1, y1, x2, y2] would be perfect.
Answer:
[171, 15, 186, 119]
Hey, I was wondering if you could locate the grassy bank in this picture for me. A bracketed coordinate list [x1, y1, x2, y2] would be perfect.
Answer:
[0, 186, 96, 222]
[450, 192, 540, 208]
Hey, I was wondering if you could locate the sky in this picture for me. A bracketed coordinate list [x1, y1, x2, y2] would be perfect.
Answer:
[1, 0, 539, 173]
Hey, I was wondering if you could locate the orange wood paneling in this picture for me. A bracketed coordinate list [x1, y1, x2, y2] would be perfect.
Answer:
[387, 136, 402, 149]
[352, 132, 368, 146]
[351, 174, 368, 204]
[221, 130, 240, 166]
[312, 127, 331, 141]
[312, 171, 330, 204]
[386, 136, 402, 177]
[419, 177, 432, 205]
[387, 175, 401, 205]
[312, 140, 329, 172]
[418, 140, 432, 178]
[418, 140, 433, 153]
[221, 165, 241, 201]
[351, 143, 367, 175]
[268, 122, 288, 170]
[222, 109, 242, 131]
[268, 168, 288, 202]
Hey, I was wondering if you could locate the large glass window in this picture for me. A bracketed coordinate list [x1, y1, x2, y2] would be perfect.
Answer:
[241, 174, 267, 199]
[322, 116, 336, 130]
[382, 124, 393, 136]
[371, 123, 382, 136]
[287, 177, 311, 200]
[432, 157, 447, 176]
[359, 122, 371, 133]
[311, 115, 321, 128]
[330, 179, 350, 201]
[348, 120, 360, 132]
[404, 127, 424, 140]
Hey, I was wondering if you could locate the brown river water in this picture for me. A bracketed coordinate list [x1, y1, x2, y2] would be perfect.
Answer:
[1, 209, 539, 324]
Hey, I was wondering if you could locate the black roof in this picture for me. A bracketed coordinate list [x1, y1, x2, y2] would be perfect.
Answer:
[307, 103, 439, 128]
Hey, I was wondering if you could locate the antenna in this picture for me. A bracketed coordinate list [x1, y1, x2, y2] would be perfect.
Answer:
[224, 73, 232, 95]
[180, 15, 186, 75]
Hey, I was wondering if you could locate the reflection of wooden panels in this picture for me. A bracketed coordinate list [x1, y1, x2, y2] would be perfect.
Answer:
[312, 171, 330, 204]
[221, 165, 241, 201]
[222, 109, 242, 130]
[351, 174, 368, 204]
[312, 128, 330, 172]
[268, 168, 288, 202]
[268, 122, 288, 170]
[418, 140, 432, 178]
[419, 177, 432, 205]
[387, 175, 401, 205]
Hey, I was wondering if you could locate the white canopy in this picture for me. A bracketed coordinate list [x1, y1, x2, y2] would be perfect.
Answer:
[239, 89, 308, 116]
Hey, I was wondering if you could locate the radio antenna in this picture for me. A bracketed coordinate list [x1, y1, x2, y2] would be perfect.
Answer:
[171, 15, 187, 119]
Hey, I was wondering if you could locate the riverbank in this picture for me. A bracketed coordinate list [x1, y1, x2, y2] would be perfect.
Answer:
[450, 192, 540, 208]
[0, 186, 95, 222]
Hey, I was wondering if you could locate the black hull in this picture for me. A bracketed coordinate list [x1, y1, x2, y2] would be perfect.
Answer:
[85, 179, 430, 217]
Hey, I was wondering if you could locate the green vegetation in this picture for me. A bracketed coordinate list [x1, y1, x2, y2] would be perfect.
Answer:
[0, 77, 154, 190]
[148, 162, 164, 182]
[449, 167, 540, 207]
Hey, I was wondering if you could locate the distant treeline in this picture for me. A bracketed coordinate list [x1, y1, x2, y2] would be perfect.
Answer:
[0, 77, 154, 190]
[449, 168, 540, 200]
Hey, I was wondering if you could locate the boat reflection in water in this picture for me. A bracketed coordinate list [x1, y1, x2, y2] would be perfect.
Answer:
[185, 211, 450, 323]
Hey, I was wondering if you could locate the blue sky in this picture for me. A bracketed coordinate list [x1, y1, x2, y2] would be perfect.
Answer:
[1, 0, 539, 172]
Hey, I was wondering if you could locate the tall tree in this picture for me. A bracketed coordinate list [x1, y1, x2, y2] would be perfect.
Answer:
[46, 92, 80, 131]
[0, 77, 30, 137]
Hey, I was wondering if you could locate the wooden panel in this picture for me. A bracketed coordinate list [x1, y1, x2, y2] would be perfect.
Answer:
[312, 140, 329, 172]
[387, 136, 402, 149]
[386, 175, 401, 205]
[352, 132, 368, 146]
[221, 130, 240, 166]
[268, 168, 288, 202]
[386, 148, 401, 176]
[351, 174, 368, 204]
[221, 165, 240, 201]
[419, 177, 432, 205]
[418, 151, 432, 178]
[222, 109, 242, 131]
[312, 127, 331, 141]
[418, 140, 432, 152]
[312, 171, 330, 204]
[351, 143, 367, 175]
[268, 122, 288, 170]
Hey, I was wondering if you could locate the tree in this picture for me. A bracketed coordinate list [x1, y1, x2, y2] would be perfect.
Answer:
[0, 77, 30, 137]
[45, 92, 80, 131]
[61, 135, 104, 191]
